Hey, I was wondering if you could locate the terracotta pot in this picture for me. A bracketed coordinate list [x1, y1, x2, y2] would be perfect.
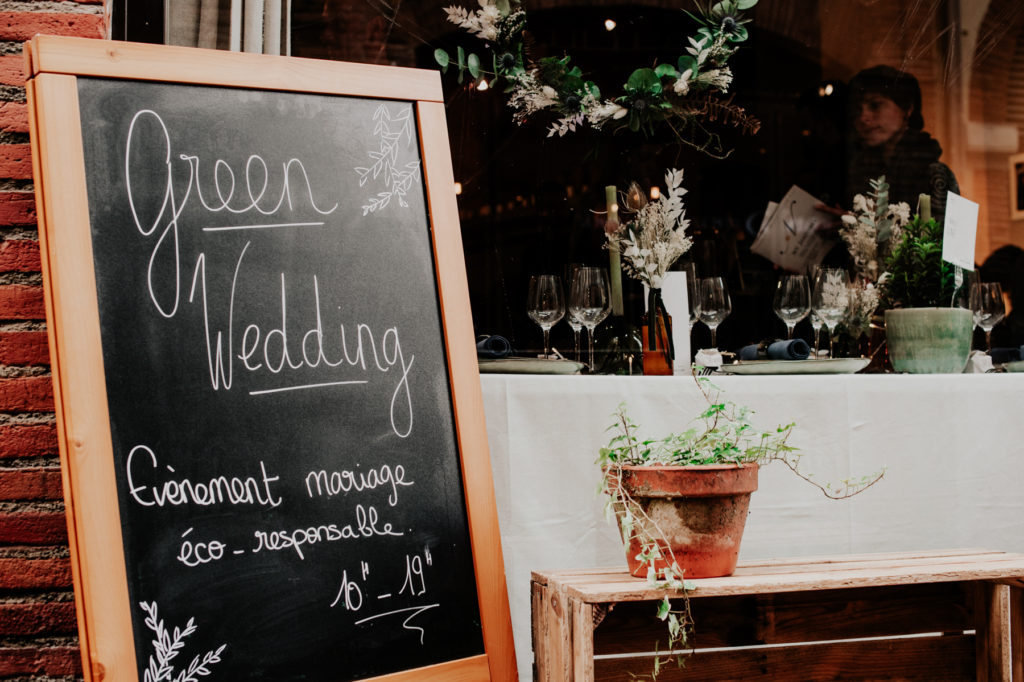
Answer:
[613, 463, 759, 579]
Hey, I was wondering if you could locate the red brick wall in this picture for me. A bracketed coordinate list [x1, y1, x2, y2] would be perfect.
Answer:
[0, 2, 104, 681]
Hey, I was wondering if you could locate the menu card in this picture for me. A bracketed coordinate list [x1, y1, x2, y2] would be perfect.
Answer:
[751, 185, 837, 273]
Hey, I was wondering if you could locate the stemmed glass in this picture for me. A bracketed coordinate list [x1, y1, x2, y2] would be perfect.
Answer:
[564, 264, 584, 362]
[569, 267, 611, 369]
[811, 268, 849, 358]
[696, 276, 731, 349]
[969, 282, 1006, 351]
[527, 274, 565, 359]
[685, 264, 699, 332]
[773, 274, 811, 339]
[809, 310, 825, 358]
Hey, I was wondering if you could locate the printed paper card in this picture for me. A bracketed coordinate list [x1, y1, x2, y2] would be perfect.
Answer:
[941, 191, 978, 270]
[751, 185, 837, 273]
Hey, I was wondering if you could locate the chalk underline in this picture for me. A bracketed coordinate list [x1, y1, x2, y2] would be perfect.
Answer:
[353, 604, 440, 626]
[249, 380, 368, 396]
[203, 221, 325, 232]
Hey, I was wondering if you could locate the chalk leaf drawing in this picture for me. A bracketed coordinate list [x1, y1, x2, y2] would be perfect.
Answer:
[355, 105, 421, 215]
[140, 601, 226, 682]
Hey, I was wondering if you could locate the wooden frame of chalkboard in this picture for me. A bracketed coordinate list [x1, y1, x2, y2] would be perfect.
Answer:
[26, 35, 515, 682]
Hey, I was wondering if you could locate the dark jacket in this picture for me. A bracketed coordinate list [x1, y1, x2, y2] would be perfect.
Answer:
[845, 129, 959, 222]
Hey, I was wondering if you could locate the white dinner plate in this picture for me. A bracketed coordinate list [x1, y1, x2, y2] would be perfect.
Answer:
[1002, 360, 1024, 373]
[477, 357, 585, 375]
[718, 358, 870, 375]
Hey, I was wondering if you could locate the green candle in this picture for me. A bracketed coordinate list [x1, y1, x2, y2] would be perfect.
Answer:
[605, 185, 624, 316]
[919, 194, 931, 223]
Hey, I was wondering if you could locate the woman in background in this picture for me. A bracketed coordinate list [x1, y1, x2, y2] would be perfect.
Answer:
[844, 65, 958, 223]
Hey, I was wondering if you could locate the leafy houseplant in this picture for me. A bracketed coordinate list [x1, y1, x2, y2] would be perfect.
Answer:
[879, 198, 973, 373]
[598, 378, 883, 676]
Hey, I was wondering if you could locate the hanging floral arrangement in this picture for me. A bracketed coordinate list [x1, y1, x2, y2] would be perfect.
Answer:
[435, 0, 761, 156]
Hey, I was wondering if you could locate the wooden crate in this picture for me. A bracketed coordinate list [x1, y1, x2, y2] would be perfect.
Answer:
[532, 549, 1024, 681]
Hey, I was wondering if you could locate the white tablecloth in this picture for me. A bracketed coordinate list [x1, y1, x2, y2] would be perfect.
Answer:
[480, 373, 1024, 679]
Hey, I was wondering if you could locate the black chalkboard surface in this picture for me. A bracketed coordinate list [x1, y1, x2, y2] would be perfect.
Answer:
[28, 36, 513, 682]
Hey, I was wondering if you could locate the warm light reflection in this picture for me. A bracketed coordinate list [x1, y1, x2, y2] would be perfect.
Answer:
[650, 186, 661, 200]
[604, 19, 616, 31]
[477, 79, 489, 91]
[454, 182, 462, 195]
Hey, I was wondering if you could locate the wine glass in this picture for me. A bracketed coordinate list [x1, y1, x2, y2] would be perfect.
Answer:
[773, 274, 811, 339]
[569, 267, 611, 369]
[969, 281, 1006, 352]
[527, 274, 565, 359]
[696, 277, 731, 349]
[809, 310, 825, 358]
[564, 264, 584, 362]
[811, 268, 849, 358]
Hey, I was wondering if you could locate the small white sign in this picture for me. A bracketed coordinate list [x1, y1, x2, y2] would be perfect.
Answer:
[941, 191, 978, 271]
[751, 186, 837, 273]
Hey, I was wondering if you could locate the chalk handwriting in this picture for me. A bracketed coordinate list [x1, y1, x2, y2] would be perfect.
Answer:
[305, 462, 413, 506]
[354, 604, 439, 645]
[125, 109, 337, 317]
[187, 244, 415, 437]
[176, 527, 226, 567]
[126, 445, 282, 508]
[330, 569, 364, 611]
[250, 504, 403, 560]
[125, 109, 417, 438]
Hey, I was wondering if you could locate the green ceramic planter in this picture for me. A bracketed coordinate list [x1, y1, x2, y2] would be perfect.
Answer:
[884, 307, 973, 373]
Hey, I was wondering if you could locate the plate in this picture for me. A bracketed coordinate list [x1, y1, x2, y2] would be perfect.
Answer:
[718, 358, 870, 375]
[1002, 360, 1024, 373]
[477, 357, 585, 375]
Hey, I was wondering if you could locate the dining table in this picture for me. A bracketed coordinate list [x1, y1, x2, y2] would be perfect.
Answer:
[479, 371, 1024, 680]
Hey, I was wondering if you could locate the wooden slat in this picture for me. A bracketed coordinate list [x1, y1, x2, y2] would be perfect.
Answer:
[365, 655, 491, 681]
[548, 554, 1024, 603]
[530, 580, 572, 682]
[417, 98, 517, 682]
[592, 634, 977, 681]
[29, 35, 443, 102]
[572, 600, 595, 682]
[532, 544, 1011, 581]
[30, 71, 137, 682]
[1011, 587, 1023, 681]
[592, 582, 973, 653]
[976, 582, 1012, 681]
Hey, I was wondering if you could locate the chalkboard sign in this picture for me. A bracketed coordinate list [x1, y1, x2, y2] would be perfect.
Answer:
[27, 36, 514, 682]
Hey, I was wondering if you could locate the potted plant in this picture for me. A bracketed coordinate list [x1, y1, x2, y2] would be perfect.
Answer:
[878, 197, 972, 373]
[598, 378, 884, 674]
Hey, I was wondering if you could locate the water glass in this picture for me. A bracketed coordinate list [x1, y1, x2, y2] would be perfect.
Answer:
[564, 264, 584, 361]
[696, 276, 731, 348]
[969, 281, 1006, 351]
[569, 267, 611, 369]
[811, 268, 849, 357]
[527, 274, 565, 358]
[773, 274, 811, 339]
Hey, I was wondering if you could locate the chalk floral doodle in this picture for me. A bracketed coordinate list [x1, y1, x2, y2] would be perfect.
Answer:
[140, 601, 226, 682]
[355, 105, 422, 215]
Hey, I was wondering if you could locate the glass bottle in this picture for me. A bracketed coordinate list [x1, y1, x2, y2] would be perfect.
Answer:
[641, 294, 673, 375]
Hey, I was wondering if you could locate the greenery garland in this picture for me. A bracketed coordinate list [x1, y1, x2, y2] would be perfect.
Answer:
[435, 0, 761, 156]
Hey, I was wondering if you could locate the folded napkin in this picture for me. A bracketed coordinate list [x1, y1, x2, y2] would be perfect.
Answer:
[476, 335, 513, 359]
[738, 338, 811, 361]
[989, 347, 1023, 365]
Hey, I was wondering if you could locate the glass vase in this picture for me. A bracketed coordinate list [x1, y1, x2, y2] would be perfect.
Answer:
[641, 300, 673, 376]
